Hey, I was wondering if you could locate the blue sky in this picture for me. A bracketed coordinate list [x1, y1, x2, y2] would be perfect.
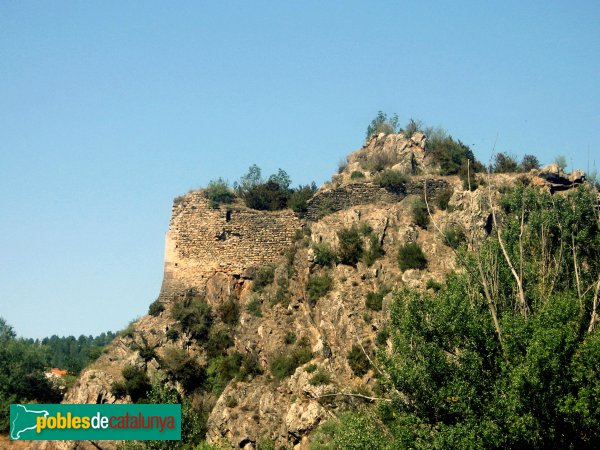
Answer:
[1, 1, 598, 339]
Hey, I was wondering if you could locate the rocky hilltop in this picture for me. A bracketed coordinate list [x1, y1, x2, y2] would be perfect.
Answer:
[35, 131, 592, 450]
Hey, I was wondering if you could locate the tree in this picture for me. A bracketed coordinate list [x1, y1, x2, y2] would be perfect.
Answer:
[0, 318, 62, 431]
[402, 118, 422, 138]
[235, 164, 263, 195]
[116, 381, 209, 450]
[520, 154, 541, 171]
[366, 111, 400, 141]
[554, 154, 568, 170]
[268, 168, 291, 190]
[373, 185, 600, 448]
[491, 152, 520, 173]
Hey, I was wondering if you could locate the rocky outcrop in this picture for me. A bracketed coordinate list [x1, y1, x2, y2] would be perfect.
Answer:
[339, 131, 438, 179]
[532, 164, 586, 192]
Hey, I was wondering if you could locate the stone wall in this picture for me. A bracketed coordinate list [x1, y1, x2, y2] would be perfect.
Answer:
[304, 179, 450, 221]
[158, 179, 449, 300]
[158, 192, 302, 301]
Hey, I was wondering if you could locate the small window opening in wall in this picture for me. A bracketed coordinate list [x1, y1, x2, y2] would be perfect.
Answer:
[226, 210, 232, 222]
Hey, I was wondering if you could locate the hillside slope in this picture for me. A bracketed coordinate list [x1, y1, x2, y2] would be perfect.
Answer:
[34, 132, 593, 450]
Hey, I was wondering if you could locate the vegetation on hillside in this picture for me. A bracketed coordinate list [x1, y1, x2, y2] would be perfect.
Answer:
[201, 165, 318, 214]
[0, 320, 115, 432]
[312, 185, 600, 449]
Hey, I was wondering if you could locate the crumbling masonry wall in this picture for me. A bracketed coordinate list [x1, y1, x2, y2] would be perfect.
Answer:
[304, 179, 450, 221]
[158, 192, 302, 301]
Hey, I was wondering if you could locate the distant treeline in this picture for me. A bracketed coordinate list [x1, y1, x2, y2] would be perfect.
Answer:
[0, 318, 116, 432]
[23, 331, 116, 373]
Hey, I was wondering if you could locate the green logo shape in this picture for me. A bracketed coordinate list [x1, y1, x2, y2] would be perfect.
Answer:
[10, 404, 181, 441]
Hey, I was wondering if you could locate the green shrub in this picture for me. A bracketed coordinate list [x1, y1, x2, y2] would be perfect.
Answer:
[293, 226, 311, 243]
[166, 328, 179, 341]
[312, 242, 337, 267]
[133, 336, 157, 363]
[436, 187, 454, 211]
[121, 365, 151, 402]
[425, 278, 443, 291]
[171, 296, 214, 343]
[206, 324, 233, 358]
[361, 152, 395, 172]
[315, 197, 336, 219]
[397, 242, 427, 270]
[350, 170, 366, 180]
[217, 298, 239, 326]
[225, 395, 238, 408]
[161, 347, 205, 392]
[337, 226, 363, 266]
[305, 363, 318, 373]
[365, 291, 384, 311]
[310, 411, 390, 450]
[270, 338, 312, 380]
[411, 198, 430, 229]
[492, 152, 520, 173]
[309, 368, 332, 386]
[425, 131, 484, 175]
[271, 275, 290, 307]
[375, 327, 389, 347]
[140, 382, 208, 448]
[148, 299, 165, 317]
[256, 438, 277, 450]
[288, 183, 317, 214]
[363, 234, 384, 267]
[444, 225, 466, 249]
[253, 264, 276, 292]
[119, 321, 136, 339]
[110, 380, 127, 399]
[206, 352, 243, 394]
[204, 178, 235, 208]
[270, 354, 299, 380]
[373, 169, 408, 190]
[358, 222, 373, 235]
[307, 273, 333, 305]
[246, 295, 262, 317]
[347, 344, 371, 377]
[284, 331, 297, 345]
[238, 352, 263, 380]
[243, 180, 289, 211]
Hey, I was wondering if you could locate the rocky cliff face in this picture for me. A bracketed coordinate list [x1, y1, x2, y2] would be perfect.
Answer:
[36, 133, 593, 450]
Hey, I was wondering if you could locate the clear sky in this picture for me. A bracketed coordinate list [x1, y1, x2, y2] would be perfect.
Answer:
[1, 1, 598, 339]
